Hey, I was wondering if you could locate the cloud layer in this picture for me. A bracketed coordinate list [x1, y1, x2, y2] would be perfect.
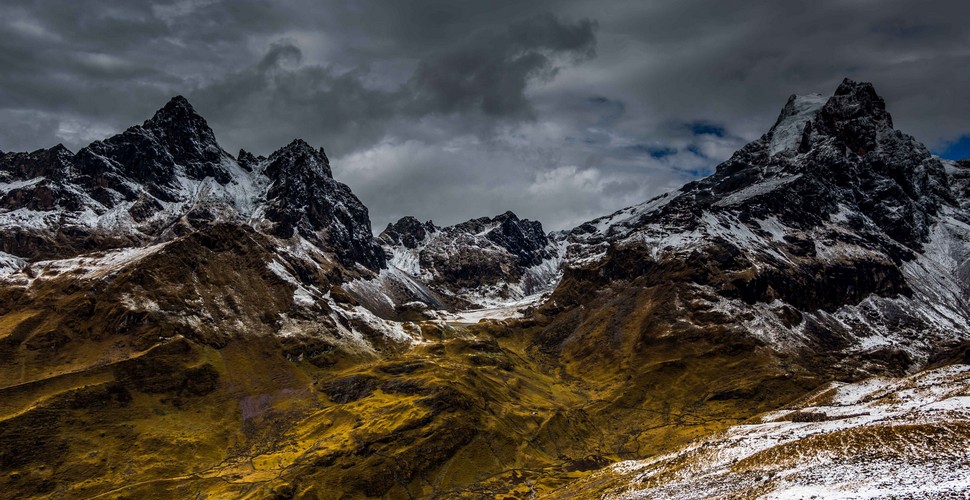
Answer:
[1, 0, 968, 230]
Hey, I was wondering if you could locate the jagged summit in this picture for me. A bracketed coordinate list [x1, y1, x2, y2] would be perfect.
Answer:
[553, 77, 970, 375]
[148, 95, 199, 122]
[810, 78, 895, 155]
[570, 78, 953, 252]
[265, 138, 333, 178]
[379, 216, 437, 249]
[142, 95, 222, 158]
[236, 148, 261, 172]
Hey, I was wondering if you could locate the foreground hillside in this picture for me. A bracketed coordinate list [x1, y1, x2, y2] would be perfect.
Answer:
[1, 79, 969, 498]
[557, 360, 970, 498]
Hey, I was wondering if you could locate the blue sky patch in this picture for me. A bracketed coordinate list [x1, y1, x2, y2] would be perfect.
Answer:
[628, 144, 677, 159]
[685, 121, 727, 138]
[936, 135, 970, 160]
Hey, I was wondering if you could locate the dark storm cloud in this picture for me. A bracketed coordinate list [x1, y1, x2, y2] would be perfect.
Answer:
[190, 12, 596, 155]
[0, 0, 968, 230]
[407, 13, 596, 119]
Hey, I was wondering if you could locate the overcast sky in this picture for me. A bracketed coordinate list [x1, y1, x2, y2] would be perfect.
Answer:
[2, 1, 969, 231]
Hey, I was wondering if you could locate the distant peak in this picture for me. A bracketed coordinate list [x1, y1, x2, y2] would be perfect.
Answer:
[834, 78, 876, 97]
[150, 95, 200, 122]
[50, 143, 74, 155]
[275, 139, 322, 157]
[272, 139, 331, 163]
[167, 94, 193, 108]
[285, 138, 312, 150]
[265, 139, 333, 178]
[237, 148, 259, 172]
[395, 215, 422, 225]
[380, 216, 437, 248]
[142, 94, 220, 148]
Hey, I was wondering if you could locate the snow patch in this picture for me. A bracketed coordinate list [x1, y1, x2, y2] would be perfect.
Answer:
[768, 93, 826, 156]
[713, 174, 802, 207]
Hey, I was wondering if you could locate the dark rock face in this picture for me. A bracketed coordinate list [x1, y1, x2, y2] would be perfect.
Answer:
[380, 216, 437, 249]
[261, 140, 385, 270]
[0, 146, 84, 212]
[946, 159, 970, 209]
[237, 149, 262, 172]
[482, 211, 551, 268]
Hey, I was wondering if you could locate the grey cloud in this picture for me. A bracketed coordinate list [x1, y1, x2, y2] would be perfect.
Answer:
[407, 14, 596, 119]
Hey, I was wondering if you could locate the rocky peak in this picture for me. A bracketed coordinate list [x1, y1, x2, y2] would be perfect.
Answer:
[259, 138, 384, 271]
[264, 139, 333, 179]
[141, 95, 224, 164]
[487, 212, 551, 267]
[145, 96, 214, 137]
[571, 78, 955, 260]
[1, 96, 387, 274]
[237, 149, 261, 172]
[72, 95, 235, 202]
[379, 216, 437, 249]
[808, 78, 895, 155]
[442, 211, 550, 266]
[376, 210, 560, 304]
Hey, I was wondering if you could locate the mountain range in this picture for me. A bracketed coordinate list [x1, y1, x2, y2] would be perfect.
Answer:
[0, 79, 968, 498]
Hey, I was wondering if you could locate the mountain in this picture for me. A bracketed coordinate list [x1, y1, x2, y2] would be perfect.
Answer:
[1, 80, 968, 498]
[0, 96, 383, 272]
[548, 79, 969, 375]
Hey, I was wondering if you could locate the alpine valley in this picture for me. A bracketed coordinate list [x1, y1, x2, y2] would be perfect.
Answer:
[1, 79, 969, 499]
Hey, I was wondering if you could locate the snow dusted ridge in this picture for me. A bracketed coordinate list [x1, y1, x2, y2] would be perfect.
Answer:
[0, 96, 407, 350]
[606, 364, 970, 499]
